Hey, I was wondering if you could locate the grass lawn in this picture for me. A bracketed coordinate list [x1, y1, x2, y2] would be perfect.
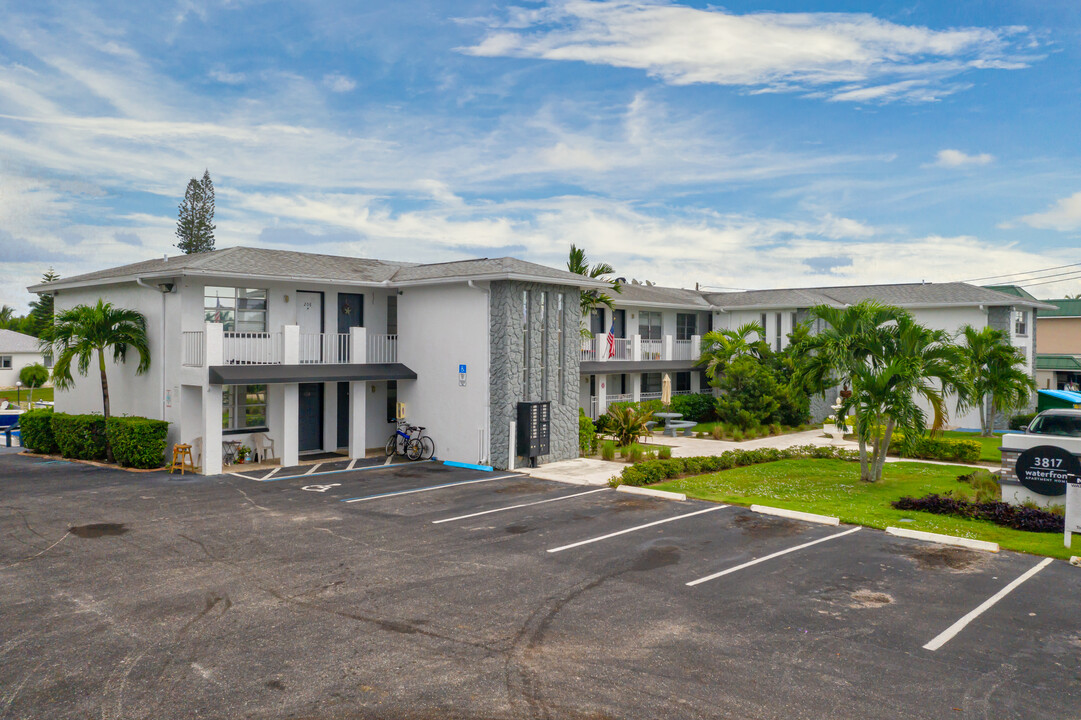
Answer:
[652, 458, 1078, 560]
[937, 430, 1003, 464]
[0, 387, 53, 405]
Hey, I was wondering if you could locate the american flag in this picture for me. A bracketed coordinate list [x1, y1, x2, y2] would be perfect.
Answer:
[606, 322, 616, 358]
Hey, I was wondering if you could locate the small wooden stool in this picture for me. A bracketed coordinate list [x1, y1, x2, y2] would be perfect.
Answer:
[170, 443, 195, 475]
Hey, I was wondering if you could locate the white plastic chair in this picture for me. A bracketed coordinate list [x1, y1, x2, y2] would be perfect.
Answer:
[190, 436, 203, 470]
[249, 432, 277, 462]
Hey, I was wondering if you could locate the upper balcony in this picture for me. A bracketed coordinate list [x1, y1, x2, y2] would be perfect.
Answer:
[580, 333, 701, 368]
[181, 323, 412, 385]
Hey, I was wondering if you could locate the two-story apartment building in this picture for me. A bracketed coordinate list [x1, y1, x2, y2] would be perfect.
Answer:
[1033, 298, 1081, 390]
[579, 281, 1050, 430]
[30, 247, 601, 474]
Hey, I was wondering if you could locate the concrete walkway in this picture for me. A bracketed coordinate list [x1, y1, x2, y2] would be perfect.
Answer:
[529, 430, 991, 486]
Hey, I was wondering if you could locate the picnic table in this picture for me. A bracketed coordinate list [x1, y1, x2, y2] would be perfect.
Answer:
[654, 412, 696, 437]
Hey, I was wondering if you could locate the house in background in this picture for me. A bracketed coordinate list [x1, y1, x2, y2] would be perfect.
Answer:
[1033, 298, 1081, 390]
[0, 329, 49, 389]
[580, 281, 1050, 430]
[30, 247, 600, 474]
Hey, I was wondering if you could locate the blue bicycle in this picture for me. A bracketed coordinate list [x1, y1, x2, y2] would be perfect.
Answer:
[385, 420, 434, 460]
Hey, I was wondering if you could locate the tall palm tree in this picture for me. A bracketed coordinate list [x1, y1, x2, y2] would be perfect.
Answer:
[955, 325, 1035, 436]
[0, 304, 14, 329]
[567, 244, 622, 326]
[696, 322, 770, 383]
[45, 300, 150, 460]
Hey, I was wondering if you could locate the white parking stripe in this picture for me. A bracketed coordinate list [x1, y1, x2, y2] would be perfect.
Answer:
[546, 505, 727, 554]
[347, 458, 358, 471]
[303, 463, 322, 476]
[340, 474, 520, 503]
[923, 557, 1054, 652]
[432, 488, 608, 524]
[261, 467, 281, 481]
[685, 527, 862, 587]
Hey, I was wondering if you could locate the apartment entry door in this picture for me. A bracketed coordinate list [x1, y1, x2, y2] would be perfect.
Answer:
[297, 291, 323, 363]
[299, 383, 324, 453]
[335, 294, 364, 449]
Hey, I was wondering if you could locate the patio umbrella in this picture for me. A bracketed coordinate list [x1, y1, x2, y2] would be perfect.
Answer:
[661, 373, 672, 406]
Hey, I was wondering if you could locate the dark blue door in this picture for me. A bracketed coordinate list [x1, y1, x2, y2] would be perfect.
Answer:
[298, 383, 323, 452]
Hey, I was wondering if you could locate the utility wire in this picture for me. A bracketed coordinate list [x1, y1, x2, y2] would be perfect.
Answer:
[975, 266, 1081, 286]
[962, 260, 1081, 283]
[1013, 271, 1081, 289]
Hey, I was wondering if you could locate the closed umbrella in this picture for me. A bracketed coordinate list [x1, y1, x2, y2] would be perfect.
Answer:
[661, 373, 672, 406]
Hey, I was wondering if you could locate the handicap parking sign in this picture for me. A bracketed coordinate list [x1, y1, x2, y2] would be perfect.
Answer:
[459, 364, 467, 373]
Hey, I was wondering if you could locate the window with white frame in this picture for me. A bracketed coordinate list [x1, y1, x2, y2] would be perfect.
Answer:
[641, 372, 662, 393]
[639, 311, 662, 340]
[204, 287, 268, 332]
[222, 384, 267, 431]
[676, 313, 697, 340]
[0, 356, 11, 369]
[1014, 310, 1028, 336]
[759, 313, 768, 342]
[775, 312, 783, 352]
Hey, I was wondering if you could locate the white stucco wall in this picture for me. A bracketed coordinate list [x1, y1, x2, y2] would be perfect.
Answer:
[396, 282, 490, 465]
[0, 351, 48, 389]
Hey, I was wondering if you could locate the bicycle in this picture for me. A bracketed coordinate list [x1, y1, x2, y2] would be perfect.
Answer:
[385, 420, 435, 461]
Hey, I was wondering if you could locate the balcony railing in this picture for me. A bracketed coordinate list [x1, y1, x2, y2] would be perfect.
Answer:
[300, 333, 350, 364]
[579, 333, 700, 363]
[182, 331, 205, 367]
[673, 339, 694, 361]
[224, 332, 282, 365]
[366, 334, 398, 363]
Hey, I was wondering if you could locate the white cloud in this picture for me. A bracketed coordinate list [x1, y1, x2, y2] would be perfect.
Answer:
[932, 149, 994, 168]
[322, 73, 357, 93]
[1019, 191, 1081, 232]
[209, 68, 246, 85]
[461, 1, 1037, 102]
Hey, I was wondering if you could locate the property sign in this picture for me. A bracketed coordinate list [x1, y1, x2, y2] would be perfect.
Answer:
[1066, 478, 1081, 548]
[1014, 445, 1080, 497]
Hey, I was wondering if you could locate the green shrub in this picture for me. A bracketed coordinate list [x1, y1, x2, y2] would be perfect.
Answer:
[601, 440, 616, 461]
[19, 409, 58, 454]
[616, 444, 860, 486]
[710, 425, 724, 440]
[957, 468, 1000, 503]
[627, 443, 644, 464]
[106, 417, 169, 468]
[578, 410, 598, 456]
[658, 445, 672, 460]
[51, 413, 108, 460]
[732, 429, 744, 442]
[896, 436, 980, 463]
[669, 393, 716, 422]
[607, 405, 654, 447]
[1009, 412, 1037, 431]
[768, 423, 782, 436]
[594, 413, 612, 435]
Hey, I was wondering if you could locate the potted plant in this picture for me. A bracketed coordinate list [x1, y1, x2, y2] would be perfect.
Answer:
[237, 445, 252, 464]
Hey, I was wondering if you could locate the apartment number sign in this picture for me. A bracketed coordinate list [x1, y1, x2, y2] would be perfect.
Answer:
[1014, 445, 1079, 497]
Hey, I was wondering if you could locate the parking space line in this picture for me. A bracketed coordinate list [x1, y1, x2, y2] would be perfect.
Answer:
[546, 505, 727, 554]
[685, 527, 862, 587]
[303, 463, 322, 476]
[347, 459, 358, 471]
[923, 557, 1054, 652]
[259, 459, 432, 482]
[432, 488, 608, 524]
[340, 474, 520, 503]
[260, 467, 281, 481]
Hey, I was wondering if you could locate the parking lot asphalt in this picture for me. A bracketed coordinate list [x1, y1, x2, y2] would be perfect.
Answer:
[1, 452, 1079, 719]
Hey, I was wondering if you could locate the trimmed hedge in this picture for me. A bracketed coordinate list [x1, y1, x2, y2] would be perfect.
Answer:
[612, 444, 860, 487]
[893, 494, 1064, 533]
[107, 417, 169, 468]
[578, 410, 598, 456]
[895, 436, 980, 463]
[51, 414, 108, 461]
[668, 393, 717, 423]
[1009, 412, 1037, 431]
[19, 409, 58, 454]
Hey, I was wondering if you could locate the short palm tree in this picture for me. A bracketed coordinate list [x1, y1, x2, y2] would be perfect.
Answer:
[18, 363, 50, 407]
[567, 244, 621, 330]
[955, 325, 1035, 436]
[606, 404, 654, 447]
[696, 322, 770, 384]
[45, 300, 150, 459]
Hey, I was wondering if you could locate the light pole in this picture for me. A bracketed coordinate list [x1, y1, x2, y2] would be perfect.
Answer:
[15, 381, 22, 408]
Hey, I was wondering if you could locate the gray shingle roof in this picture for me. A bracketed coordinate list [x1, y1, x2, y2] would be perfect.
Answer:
[29, 246, 605, 292]
[704, 282, 1049, 309]
[611, 283, 711, 308]
[0, 329, 41, 354]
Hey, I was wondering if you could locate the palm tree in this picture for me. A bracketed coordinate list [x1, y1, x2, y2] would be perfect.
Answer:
[955, 325, 1035, 436]
[0, 304, 14, 329]
[696, 322, 770, 384]
[567, 244, 621, 328]
[45, 300, 150, 460]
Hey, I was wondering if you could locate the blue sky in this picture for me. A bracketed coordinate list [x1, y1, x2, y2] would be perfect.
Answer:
[2, 0, 1080, 309]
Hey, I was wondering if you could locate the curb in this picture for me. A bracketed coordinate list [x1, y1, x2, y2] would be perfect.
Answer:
[750, 505, 839, 526]
[617, 485, 686, 502]
[886, 526, 999, 553]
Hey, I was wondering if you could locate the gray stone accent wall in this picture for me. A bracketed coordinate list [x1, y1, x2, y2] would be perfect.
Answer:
[489, 281, 582, 469]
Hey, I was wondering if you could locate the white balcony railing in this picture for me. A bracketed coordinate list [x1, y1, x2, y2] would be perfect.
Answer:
[182, 331, 205, 367]
[641, 339, 663, 361]
[300, 333, 350, 364]
[673, 339, 694, 361]
[581, 336, 633, 361]
[367, 334, 398, 363]
[224, 332, 283, 365]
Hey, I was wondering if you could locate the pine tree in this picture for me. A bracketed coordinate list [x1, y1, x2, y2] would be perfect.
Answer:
[175, 170, 216, 254]
[27, 268, 59, 336]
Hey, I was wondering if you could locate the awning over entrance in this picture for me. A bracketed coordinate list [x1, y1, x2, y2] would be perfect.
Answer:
[209, 362, 417, 385]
